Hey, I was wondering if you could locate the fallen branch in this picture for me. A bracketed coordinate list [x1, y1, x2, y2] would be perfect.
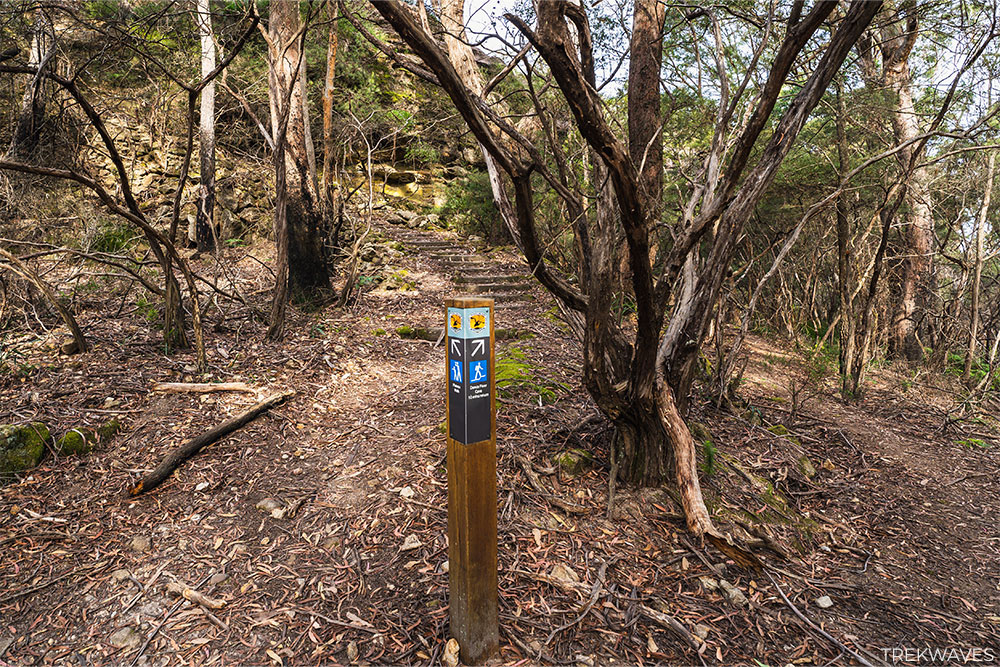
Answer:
[128, 572, 214, 667]
[127, 390, 295, 496]
[151, 382, 255, 394]
[639, 604, 701, 652]
[763, 568, 877, 667]
[515, 453, 588, 514]
[546, 561, 607, 645]
[166, 581, 225, 609]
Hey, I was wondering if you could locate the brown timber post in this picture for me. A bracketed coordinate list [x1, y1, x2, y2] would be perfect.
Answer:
[444, 296, 498, 663]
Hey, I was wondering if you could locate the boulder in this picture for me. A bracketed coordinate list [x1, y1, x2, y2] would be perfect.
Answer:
[442, 165, 468, 179]
[1, 423, 50, 475]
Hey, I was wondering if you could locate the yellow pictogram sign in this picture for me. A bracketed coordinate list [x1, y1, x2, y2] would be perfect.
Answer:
[470, 314, 486, 330]
[450, 313, 463, 330]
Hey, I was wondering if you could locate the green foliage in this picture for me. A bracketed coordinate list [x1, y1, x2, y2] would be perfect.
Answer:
[84, 0, 121, 19]
[91, 220, 135, 253]
[701, 438, 718, 476]
[945, 351, 1000, 390]
[308, 321, 326, 338]
[956, 438, 990, 450]
[439, 172, 504, 242]
[404, 142, 439, 166]
[495, 346, 568, 405]
[134, 295, 159, 325]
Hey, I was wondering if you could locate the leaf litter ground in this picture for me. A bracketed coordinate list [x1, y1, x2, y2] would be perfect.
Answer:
[1, 216, 999, 666]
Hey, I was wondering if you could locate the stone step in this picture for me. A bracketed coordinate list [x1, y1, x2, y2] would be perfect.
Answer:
[428, 252, 482, 261]
[480, 292, 534, 304]
[436, 260, 489, 269]
[453, 274, 528, 285]
[405, 241, 462, 250]
[464, 282, 534, 294]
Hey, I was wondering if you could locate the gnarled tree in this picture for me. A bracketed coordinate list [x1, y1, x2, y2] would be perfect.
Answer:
[368, 0, 881, 536]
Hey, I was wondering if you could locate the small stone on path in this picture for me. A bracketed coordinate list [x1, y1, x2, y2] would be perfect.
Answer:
[109, 627, 142, 650]
[550, 563, 579, 584]
[130, 536, 151, 553]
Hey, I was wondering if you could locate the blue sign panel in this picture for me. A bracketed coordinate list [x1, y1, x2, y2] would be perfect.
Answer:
[450, 359, 463, 383]
[469, 360, 488, 384]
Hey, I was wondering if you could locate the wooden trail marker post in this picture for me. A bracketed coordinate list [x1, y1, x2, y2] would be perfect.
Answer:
[445, 297, 498, 663]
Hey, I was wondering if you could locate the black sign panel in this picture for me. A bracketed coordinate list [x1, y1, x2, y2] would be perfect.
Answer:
[447, 306, 492, 444]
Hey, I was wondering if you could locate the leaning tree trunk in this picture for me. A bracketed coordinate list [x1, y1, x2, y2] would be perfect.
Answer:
[267, 0, 331, 301]
[194, 0, 217, 252]
[320, 0, 340, 211]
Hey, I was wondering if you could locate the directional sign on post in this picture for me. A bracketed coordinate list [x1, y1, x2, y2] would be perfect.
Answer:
[444, 297, 498, 664]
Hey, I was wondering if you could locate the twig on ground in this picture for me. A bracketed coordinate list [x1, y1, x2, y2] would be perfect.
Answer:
[546, 561, 607, 645]
[515, 453, 588, 515]
[763, 568, 879, 667]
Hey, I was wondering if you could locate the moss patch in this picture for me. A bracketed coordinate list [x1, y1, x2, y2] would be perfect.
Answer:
[1, 422, 50, 475]
[56, 419, 121, 457]
[57, 429, 94, 456]
[555, 448, 593, 475]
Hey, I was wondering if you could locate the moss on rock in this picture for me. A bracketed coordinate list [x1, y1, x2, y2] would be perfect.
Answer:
[98, 418, 121, 440]
[796, 454, 817, 479]
[57, 429, 94, 455]
[555, 448, 593, 475]
[1, 422, 50, 475]
[56, 419, 121, 456]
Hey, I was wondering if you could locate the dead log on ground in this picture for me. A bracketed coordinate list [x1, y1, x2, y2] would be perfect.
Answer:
[151, 382, 254, 394]
[127, 390, 294, 496]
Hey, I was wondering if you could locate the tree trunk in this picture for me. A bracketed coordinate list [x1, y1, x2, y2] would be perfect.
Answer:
[963, 151, 995, 382]
[8, 11, 53, 160]
[835, 83, 857, 396]
[627, 0, 665, 219]
[321, 0, 340, 211]
[194, 0, 217, 252]
[267, 0, 331, 299]
[437, 0, 520, 248]
[881, 13, 931, 361]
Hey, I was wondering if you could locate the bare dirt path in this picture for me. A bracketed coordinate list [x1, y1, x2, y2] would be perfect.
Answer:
[2, 216, 999, 665]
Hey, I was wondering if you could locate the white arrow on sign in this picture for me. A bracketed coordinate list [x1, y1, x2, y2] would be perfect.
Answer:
[450, 338, 462, 356]
[472, 339, 486, 357]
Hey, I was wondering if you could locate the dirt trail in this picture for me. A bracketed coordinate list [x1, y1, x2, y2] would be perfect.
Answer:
[735, 338, 1000, 656]
[1, 216, 999, 665]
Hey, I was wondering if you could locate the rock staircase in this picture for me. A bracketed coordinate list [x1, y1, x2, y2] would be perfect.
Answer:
[386, 229, 537, 306]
